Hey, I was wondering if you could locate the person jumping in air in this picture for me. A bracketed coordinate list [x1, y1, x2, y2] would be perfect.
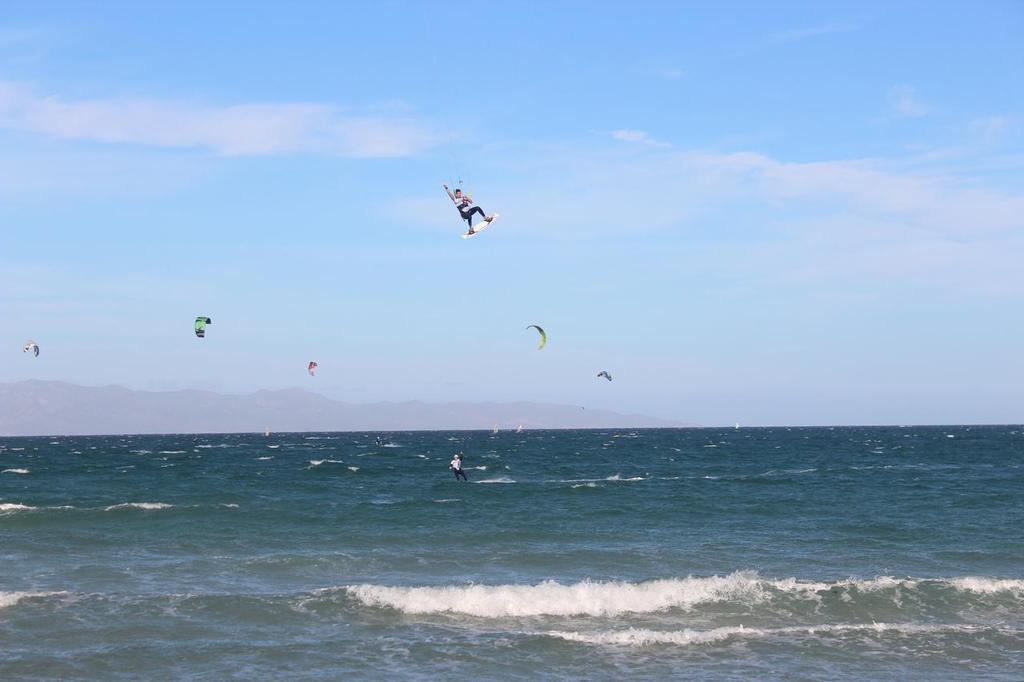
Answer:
[450, 452, 468, 481]
[444, 184, 493, 234]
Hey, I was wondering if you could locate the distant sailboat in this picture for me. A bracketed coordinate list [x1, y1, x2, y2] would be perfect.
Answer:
[264, 427, 272, 437]
[516, 424, 523, 433]
[492, 424, 499, 434]
[734, 422, 740, 430]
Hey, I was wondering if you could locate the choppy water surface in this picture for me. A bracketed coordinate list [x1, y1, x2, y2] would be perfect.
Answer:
[2, 427, 1022, 680]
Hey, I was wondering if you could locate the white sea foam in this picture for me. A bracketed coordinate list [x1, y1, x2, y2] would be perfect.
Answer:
[811, 575, 1024, 597]
[949, 577, 1024, 594]
[158, 450, 186, 454]
[547, 623, 985, 647]
[257, 456, 274, 460]
[104, 502, 173, 511]
[308, 459, 344, 467]
[0, 503, 36, 513]
[757, 468, 817, 477]
[475, 477, 515, 484]
[2, 468, 29, 474]
[433, 499, 460, 503]
[348, 466, 360, 472]
[0, 591, 66, 610]
[571, 482, 599, 488]
[606, 474, 646, 482]
[342, 572, 1024, 618]
[550, 626, 756, 646]
[344, 573, 772, 617]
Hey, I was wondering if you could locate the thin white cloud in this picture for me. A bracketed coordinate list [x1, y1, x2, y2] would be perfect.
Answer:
[609, 129, 670, 147]
[434, 140, 1024, 297]
[767, 23, 859, 45]
[887, 85, 929, 118]
[685, 151, 1023, 238]
[969, 115, 1012, 143]
[0, 81, 442, 157]
[656, 66, 686, 80]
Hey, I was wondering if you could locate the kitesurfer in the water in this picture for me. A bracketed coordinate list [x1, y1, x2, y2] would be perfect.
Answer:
[444, 184, 492, 234]
[450, 452, 468, 481]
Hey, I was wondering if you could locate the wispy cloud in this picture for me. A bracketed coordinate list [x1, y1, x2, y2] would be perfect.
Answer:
[609, 129, 670, 147]
[887, 85, 929, 118]
[438, 139, 1024, 297]
[0, 81, 443, 157]
[969, 115, 1012, 143]
[766, 23, 859, 45]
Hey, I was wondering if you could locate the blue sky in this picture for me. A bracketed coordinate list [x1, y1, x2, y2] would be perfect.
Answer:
[1, 1, 1022, 425]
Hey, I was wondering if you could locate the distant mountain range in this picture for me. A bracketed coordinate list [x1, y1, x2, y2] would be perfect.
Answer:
[0, 381, 681, 436]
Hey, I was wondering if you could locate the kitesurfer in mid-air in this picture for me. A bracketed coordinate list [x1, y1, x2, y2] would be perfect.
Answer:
[450, 452, 468, 481]
[444, 184, 493, 234]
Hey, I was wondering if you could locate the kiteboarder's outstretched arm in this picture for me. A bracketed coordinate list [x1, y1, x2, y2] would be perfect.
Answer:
[443, 184, 458, 205]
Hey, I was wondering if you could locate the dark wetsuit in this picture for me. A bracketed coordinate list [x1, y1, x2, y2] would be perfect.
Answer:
[451, 457, 468, 481]
[455, 197, 486, 229]
[460, 206, 486, 227]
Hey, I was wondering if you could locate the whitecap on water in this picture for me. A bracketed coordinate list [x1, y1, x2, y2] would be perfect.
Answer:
[104, 502, 173, 511]
[339, 572, 1024, 619]
[0, 503, 37, 513]
[545, 622, 988, 648]
[0, 590, 67, 610]
[308, 459, 344, 468]
[606, 474, 646, 482]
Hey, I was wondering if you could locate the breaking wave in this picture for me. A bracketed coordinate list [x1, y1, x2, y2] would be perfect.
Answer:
[547, 622, 996, 647]
[0, 503, 37, 513]
[341, 572, 1024, 618]
[0, 591, 66, 610]
[104, 502, 173, 511]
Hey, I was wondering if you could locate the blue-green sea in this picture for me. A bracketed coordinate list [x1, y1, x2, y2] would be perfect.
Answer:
[2, 427, 1022, 680]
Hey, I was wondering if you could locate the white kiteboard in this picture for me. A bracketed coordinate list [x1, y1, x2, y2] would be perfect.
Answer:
[461, 213, 499, 239]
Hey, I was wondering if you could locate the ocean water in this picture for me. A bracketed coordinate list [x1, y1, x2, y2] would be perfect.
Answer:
[1, 426, 1022, 680]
